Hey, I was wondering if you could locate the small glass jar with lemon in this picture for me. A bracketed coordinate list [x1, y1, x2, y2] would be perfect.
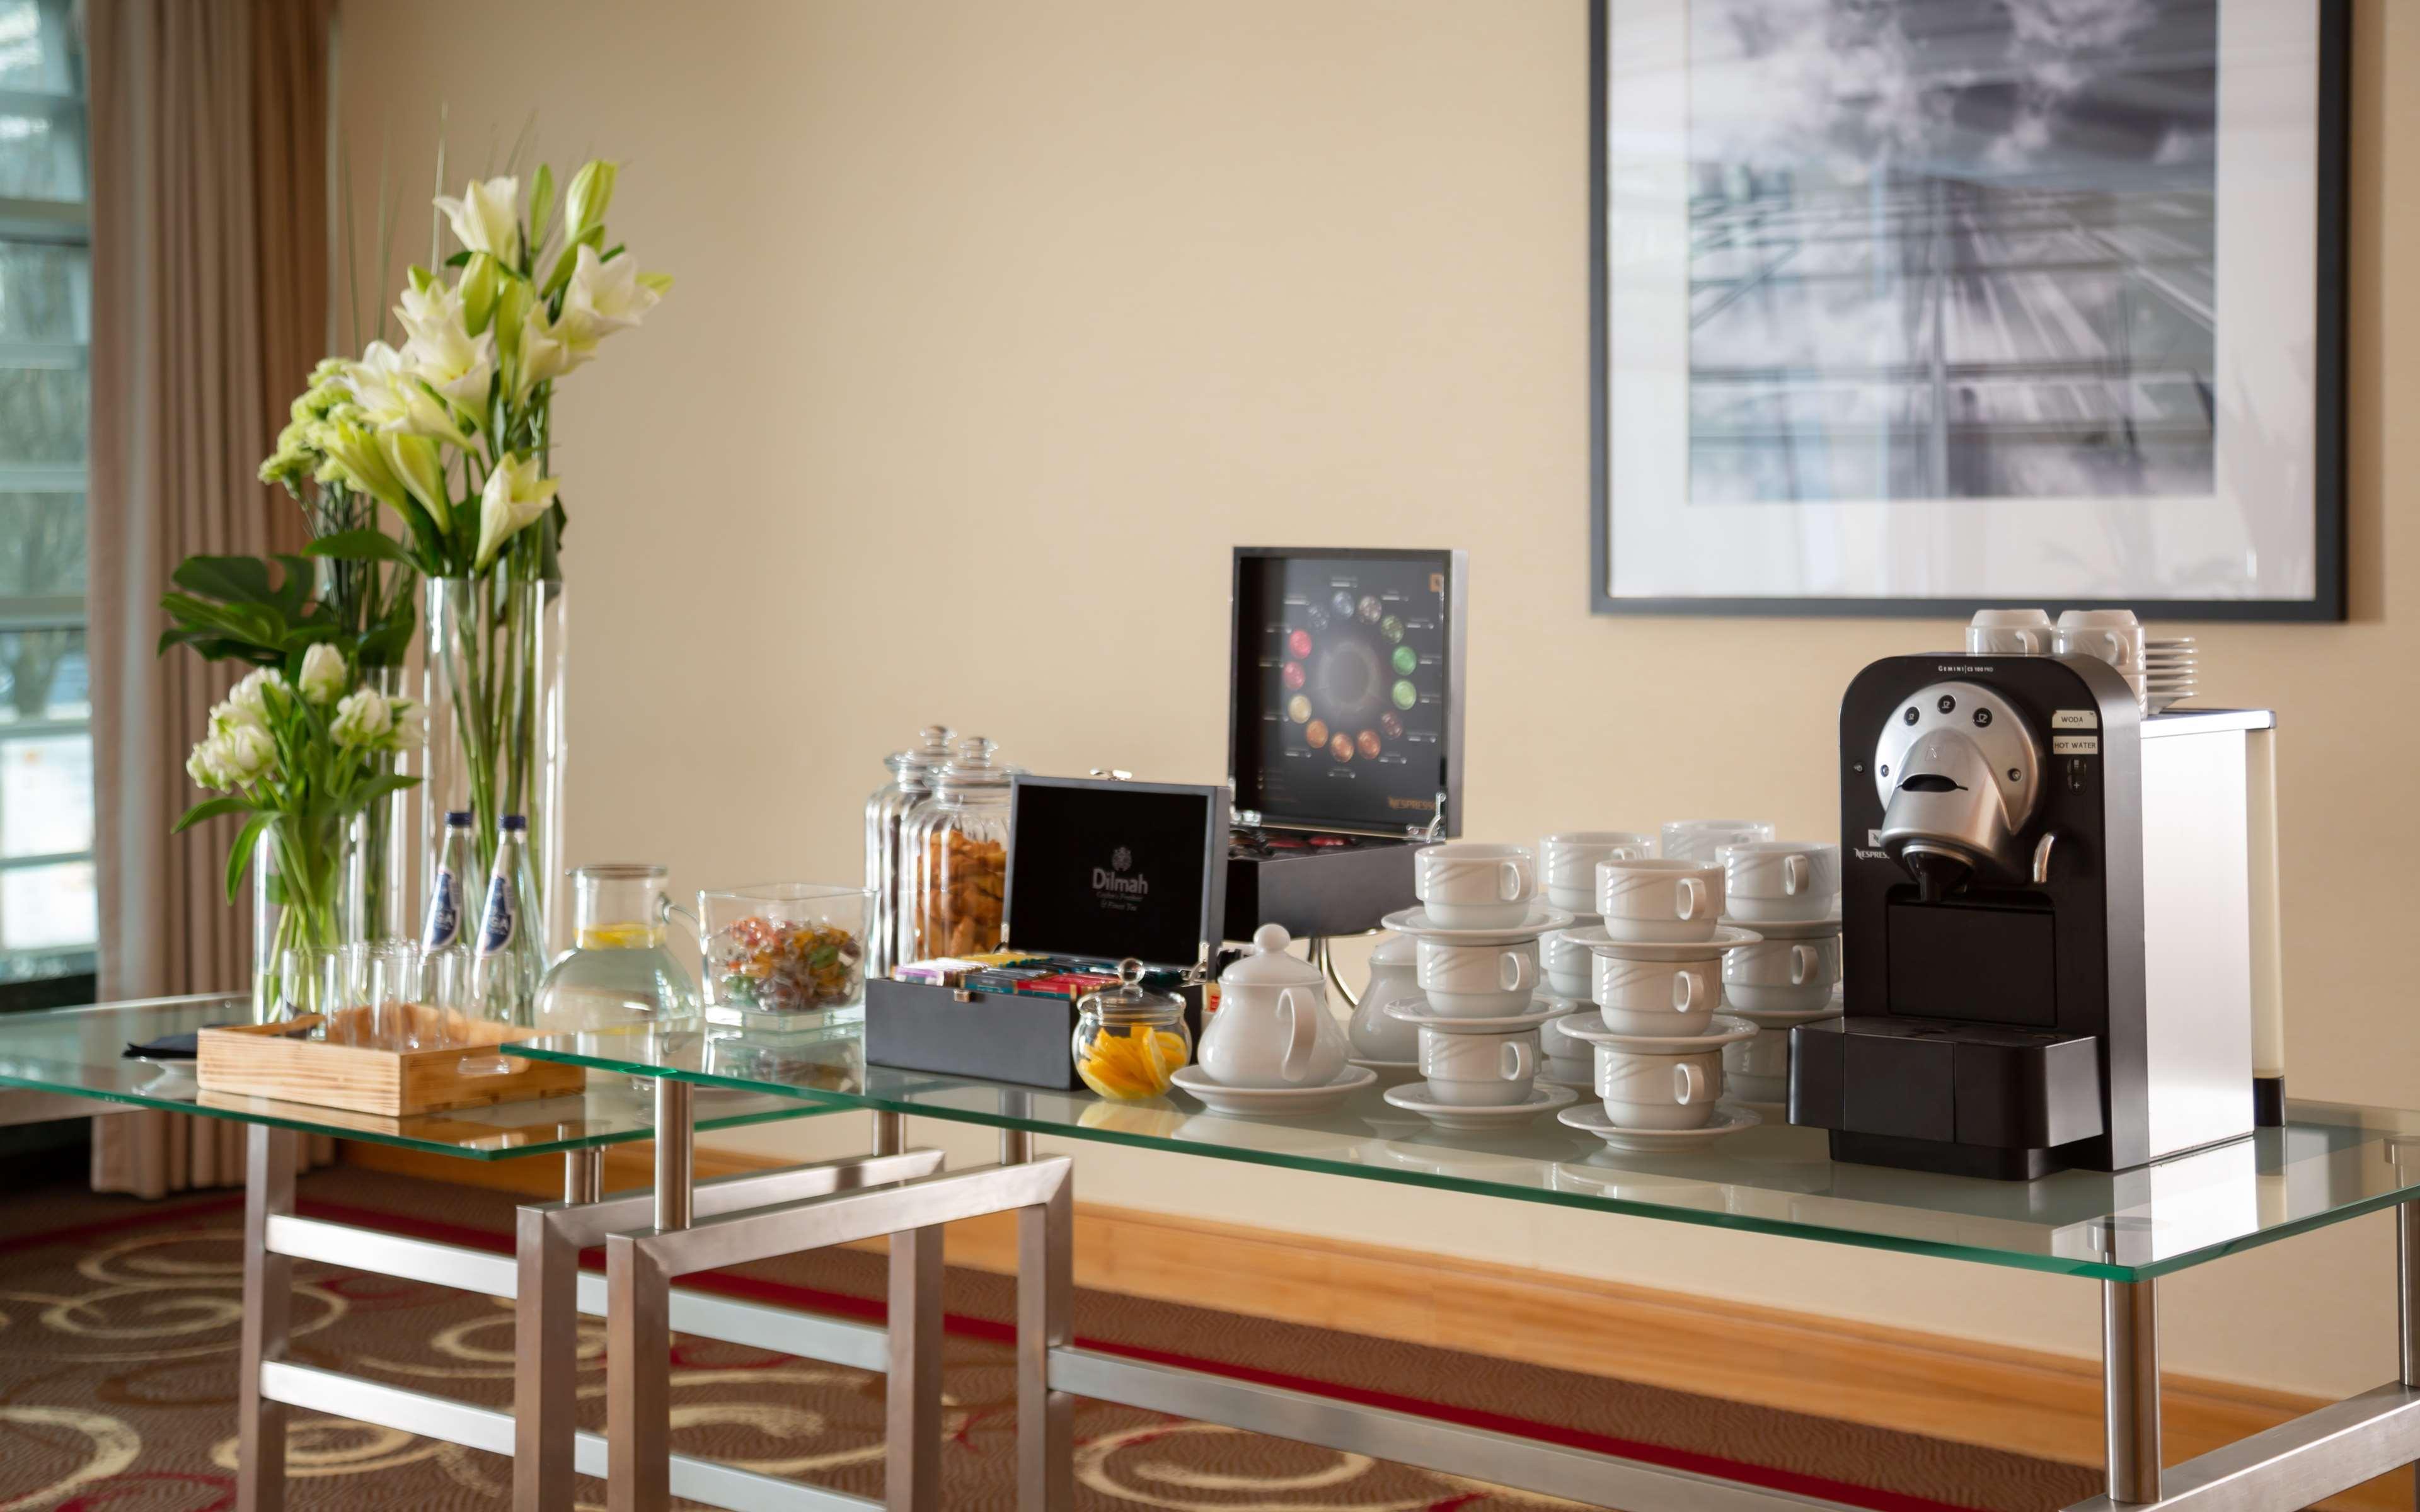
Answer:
[1071, 958, 1190, 1101]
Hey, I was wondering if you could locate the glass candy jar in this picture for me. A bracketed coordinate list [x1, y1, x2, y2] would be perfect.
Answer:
[902, 736, 1010, 961]
[534, 864, 702, 1078]
[1072, 958, 1191, 1101]
[862, 724, 953, 980]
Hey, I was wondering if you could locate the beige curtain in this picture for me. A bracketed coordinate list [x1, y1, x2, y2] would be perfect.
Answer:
[87, 0, 338, 1195]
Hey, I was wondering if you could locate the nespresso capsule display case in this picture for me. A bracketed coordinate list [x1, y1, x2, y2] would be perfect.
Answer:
[1225, 546, 1468, 939]
[1790, 653, 2276, 1179]
[866, 774, 1226, 1089]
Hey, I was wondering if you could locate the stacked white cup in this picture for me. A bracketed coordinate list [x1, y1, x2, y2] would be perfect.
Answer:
[1715, 839, 1844, 1102]
[1548, 849, 1765, 1140]
[1536, 832, 1651, 1087]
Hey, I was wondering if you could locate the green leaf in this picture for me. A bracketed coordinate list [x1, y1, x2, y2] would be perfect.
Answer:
[444, 248, 472, 268]
[160, 593, 284, 649]
[173, 795, 253, 833]
[171, 556, 278, 605]
[270, 554, 318, 616]
[305, 529, 417, 566]
[226, 812, 270, 904]
[356, 772, 424, 809]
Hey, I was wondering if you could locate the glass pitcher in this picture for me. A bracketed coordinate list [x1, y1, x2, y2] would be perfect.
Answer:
[534, 864, 702, 1082]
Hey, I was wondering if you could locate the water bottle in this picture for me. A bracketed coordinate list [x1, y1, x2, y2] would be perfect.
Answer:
[472, 815, 541, 1029]
[423, 811, 475, 952]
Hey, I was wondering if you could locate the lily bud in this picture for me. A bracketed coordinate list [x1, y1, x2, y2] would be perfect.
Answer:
[460, 252, 503, 335]
[565, 159, 618, 241]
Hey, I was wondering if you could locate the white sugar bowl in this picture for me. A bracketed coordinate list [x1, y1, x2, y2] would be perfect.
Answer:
[1201, 923, 1351, 1089]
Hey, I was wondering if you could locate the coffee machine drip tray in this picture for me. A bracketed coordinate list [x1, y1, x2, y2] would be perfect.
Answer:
[1790, 1015, 2105, 1181]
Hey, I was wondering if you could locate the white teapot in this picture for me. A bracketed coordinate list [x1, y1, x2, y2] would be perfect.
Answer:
[1200, 924, 1352, 1089]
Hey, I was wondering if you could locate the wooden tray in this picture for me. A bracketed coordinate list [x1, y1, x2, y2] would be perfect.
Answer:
[196, 1006, 584, 1117]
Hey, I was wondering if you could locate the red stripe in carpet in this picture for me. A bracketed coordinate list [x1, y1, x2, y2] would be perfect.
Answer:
[0, 1191, 246, 1253]
[284, 1195, 1988, 1512]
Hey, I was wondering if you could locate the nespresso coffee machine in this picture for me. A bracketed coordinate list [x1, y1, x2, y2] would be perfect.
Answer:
[1790, 654, 2279, 1179]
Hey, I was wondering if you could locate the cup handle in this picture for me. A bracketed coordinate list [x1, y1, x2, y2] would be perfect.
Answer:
[1671, 972, 1695, 1012]
[1790, 944, 1814, 986]
[1501, 1038, 1536, 1082]
[1784, 854, 1809, 896]
[1676, 876, 1705, 921]
[1278, 987, 1318, 1085]
[2019, 629, 2043, 655]
[1500, 950, 1534, 992]
[1672, 1060, 1709, 1106]
[1499, 859, 1526, 903]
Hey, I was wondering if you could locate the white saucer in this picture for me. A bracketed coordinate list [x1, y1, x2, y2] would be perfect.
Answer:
[1348, 1056, 1423, 1086]
[1720, 1003, 1843, 1029]
[1714, 912, 1839, 939]
[1380, 905, 1575, 945]
[1562, 924, 1763, 961]
[1548, 1012, 1759, 1052]
[1381, 1002, 1565, 1034]
[1381, 1081, 1578, 1131]
[1169, 1063, 1374, 1116]
[1559, 1102, 1761, 1152]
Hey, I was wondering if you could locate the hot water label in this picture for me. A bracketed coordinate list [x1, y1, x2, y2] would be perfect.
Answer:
[2052, 735, 2100, 755]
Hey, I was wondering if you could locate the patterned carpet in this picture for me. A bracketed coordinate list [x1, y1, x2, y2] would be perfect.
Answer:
[0, 1167, 2097, 1511]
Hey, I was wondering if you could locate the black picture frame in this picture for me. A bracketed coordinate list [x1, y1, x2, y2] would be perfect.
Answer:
[1587, 0, 2350, 621]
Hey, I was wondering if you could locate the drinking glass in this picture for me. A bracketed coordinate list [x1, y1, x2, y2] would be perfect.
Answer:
[274, 946, 342, 1031]
[347, 941, 421, 1050]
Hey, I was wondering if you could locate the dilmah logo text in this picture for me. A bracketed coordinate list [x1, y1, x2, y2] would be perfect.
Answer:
[1094, 846, 1149, 898]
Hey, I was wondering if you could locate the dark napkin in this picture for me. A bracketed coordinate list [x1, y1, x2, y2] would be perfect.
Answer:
[124, 1022, 311, 1060]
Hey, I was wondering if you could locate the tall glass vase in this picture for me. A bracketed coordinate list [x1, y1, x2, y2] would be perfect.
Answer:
[342, 663, 414, 944]
[252, 813, 347, 1022]
[420, 576, 568, 958]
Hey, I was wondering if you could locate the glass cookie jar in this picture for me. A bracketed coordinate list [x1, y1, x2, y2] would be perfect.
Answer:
[861, 724, 954, 980]
[902, 735, 1010, 960]
[1071, 958, 1192, 1101]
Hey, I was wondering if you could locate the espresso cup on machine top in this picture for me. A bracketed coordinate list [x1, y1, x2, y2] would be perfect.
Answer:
[1593, 954, 1720, 1037]
[2055, 609, 2146, 675]
[1596, 857, 1724, 943]
[1595, 1042, 1726, 1130]
[1966, 607, 2053, 656]
[1414, 936, 1538, 1017]
[1721, 932, 1839, 1014]
[1419, 1024, 1539, 1107]
[1539, 832, 1654, 914]
[1415, 842, 1536, 929]
[1719, 840, 1840, 925]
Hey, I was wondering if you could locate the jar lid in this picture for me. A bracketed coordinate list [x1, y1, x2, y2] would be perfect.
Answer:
[1368, 930, 1416, 966]
[936, 735, 1009, 790]
[892, 724, 958, 776]
[1221, 923, 1323, 988]
[1081, 957, 1185, 1021]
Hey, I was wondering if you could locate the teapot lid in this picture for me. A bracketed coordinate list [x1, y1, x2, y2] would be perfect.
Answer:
[1368, 930, 1417, 966]
[1221, 924, 1323, 988]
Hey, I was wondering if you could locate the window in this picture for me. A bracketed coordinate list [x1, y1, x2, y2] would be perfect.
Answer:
[0, 0, 90, 1005]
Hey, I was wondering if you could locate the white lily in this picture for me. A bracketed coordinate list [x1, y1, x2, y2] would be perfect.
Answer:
[331, 688, 395, 747]
[557, 244, 662, 353]
[433, 175, 521, 260]
[297, 644, 347, 706]
[346, 341, 475, 449]
[513, 301, 582, 401]
[380, 431, 452, 534]
[473, 452, 562, 570]
[396, 279, 497, 412]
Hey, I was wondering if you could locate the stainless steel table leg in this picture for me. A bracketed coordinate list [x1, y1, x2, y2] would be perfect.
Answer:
[874, 1109, 906, 1155]
[238, 1125, 299, 1512]
[2104, 1278, 2162, 1504]
[887, 1222, 944, 1510]
[564, 1148, 602, 1205]
[606, 1234, 672, 1512]
[515, 1196, 582, 1512]
[1017, 1162, 1073, 1511]
[654, 1079, 694, 1232]
[2399, 1200, 2420, 1509]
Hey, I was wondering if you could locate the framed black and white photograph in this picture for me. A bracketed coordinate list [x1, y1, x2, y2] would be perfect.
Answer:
[1589, 0, 2349, 619]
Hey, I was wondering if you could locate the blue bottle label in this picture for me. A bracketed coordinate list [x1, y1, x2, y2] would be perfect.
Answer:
[476, 873, 516, 957]
[424, 868, 460, 951]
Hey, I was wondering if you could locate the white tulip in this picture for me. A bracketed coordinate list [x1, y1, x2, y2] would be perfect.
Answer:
[473, 453, 562, 570]
[297, 644, 347, 706]
[215, 721, 277, 784]
[224, 668, 285, 727]
[433, 176, 521, 260]
[186, 737, 230, 791]
[389, 698, 429, 750]
[346, 341, 474, 449]
[331, 688, 395, 747]
[557, 244, 660, 352]
[396, 279, 497, 412]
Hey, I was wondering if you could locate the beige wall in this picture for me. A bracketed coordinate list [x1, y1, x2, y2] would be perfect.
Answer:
[338, 1, 2413, 1395]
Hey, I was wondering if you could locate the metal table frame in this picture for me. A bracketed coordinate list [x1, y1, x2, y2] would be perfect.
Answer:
[14, 1078, 2420, 1512]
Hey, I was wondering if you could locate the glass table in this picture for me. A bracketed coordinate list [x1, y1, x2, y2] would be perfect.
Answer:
[507, 1021, 2420, 1512]
[0, 999, 942, 1512]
